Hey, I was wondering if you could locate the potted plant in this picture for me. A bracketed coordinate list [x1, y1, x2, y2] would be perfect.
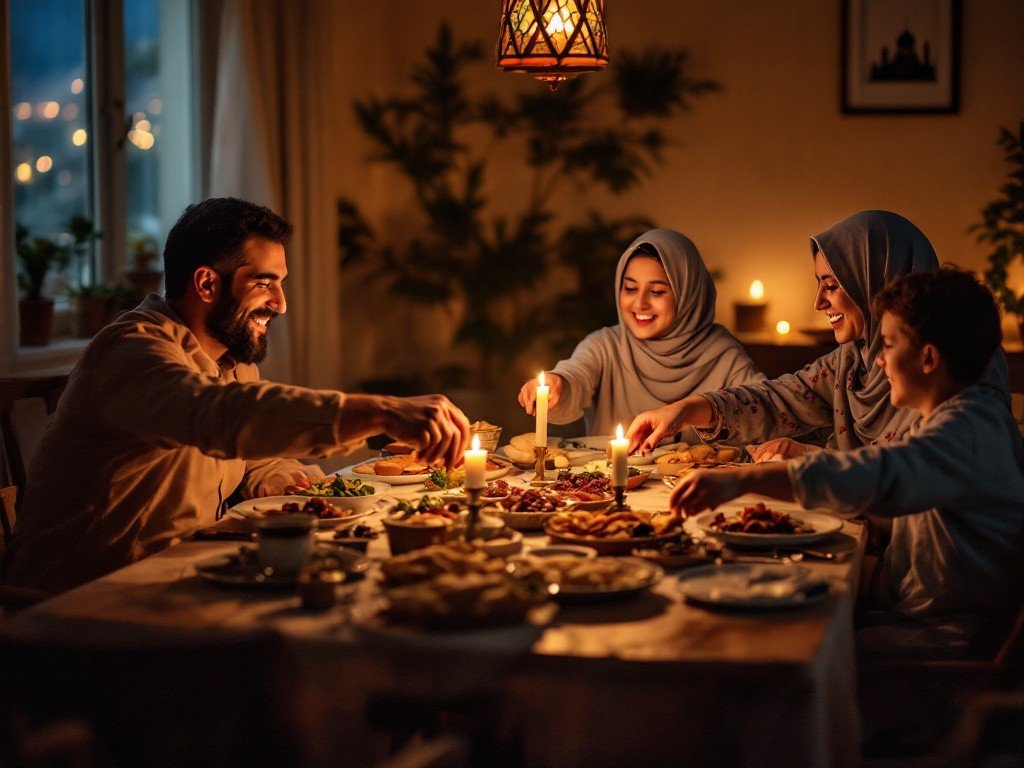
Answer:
[125, 235, 162, 301]
[338, 25, 719, 392]
[16, 215, 101, 346]
[974, 122, 1024, 338]
[68, 283, 130, 338]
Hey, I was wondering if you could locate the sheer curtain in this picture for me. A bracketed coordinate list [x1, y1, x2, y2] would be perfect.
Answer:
[205, 0, 340, 387]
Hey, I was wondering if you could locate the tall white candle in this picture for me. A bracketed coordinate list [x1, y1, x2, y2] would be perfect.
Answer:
[534, 371, 549, 448]
[464, 434, 487, 489]
[610, 423, 629, 487]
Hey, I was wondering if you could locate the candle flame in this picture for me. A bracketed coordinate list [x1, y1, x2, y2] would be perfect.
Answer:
[776, 320, 791, 335]
[749, 280, 765, 301]
[471, 434, 480, 451]
[538, 371, 546, 386]
[616, 423, 624, 440]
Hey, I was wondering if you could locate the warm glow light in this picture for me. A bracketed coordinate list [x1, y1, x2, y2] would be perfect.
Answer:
[776, 320, 791, 335]
[14, 102, 31, 120]
[135, 118, 151, 131]
[471, 434, 481, 451]
[72, 129, 88, 146]
[148, 98, 162, 114]
[71, 78, 84, 94]
[615, 423, 624, 440]
[35, 156, 53, 173]
[15, 163, 32, 183]
[538, 370, 546, 387]
[41, 101, 60, 119]
[128, 129, 155, 150]
[749, 280, 765, 301]
[496, 0, 609, 88]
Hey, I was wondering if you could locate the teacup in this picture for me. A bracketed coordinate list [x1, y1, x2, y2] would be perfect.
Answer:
[254, 514, 315, 574]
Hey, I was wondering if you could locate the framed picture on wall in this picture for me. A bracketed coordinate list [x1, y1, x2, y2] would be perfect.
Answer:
[842, 0, 961, 114]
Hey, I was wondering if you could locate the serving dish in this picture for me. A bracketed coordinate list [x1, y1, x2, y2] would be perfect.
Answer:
[694, 506, 843, 548]
[228, 496, 383, 530]
[677, 563, 829, 609]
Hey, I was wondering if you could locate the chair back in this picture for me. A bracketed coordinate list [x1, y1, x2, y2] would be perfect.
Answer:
[0, 624, 310, 768]
[0, 377, 67, 527]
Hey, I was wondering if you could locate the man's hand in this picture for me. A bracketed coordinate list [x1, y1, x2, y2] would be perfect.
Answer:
[626, 402, 685, 455]
[518, 373, 564, 416]
[260, 472, 310, 497]
[383, 394, 471, 468]
[670, 468, 746, 515]
[749, 438, 819, 463]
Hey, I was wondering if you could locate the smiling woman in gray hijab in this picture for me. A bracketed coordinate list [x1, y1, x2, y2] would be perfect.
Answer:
[625, 211, 1011, 455]
[518, 228, 763, 437]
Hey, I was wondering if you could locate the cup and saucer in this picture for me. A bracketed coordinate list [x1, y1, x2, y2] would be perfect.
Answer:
[194, 515, 369, 588]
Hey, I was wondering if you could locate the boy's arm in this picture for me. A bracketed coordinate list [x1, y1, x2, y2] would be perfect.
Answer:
[787, 405, 976, 518]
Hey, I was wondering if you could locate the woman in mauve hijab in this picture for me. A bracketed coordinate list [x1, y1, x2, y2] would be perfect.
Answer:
[625, 210, 1010, 456]
[518, 228, 763, 439]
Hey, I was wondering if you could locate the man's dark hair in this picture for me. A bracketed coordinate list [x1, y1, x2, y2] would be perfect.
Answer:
[163, 197, 293, 300]
[871, 266, 1002, 385]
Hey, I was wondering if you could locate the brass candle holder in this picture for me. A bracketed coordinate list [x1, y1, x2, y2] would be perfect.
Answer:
[462, 486, 483, 542]
[532, 445, 548, 483]
[612, 485, 630, 511]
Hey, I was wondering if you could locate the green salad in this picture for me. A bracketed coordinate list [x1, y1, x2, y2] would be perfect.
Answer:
[299, 476, 375, 497]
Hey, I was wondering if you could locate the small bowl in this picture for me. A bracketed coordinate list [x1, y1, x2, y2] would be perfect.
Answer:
[382, 516, 455, 555]
[471, 425, 503, 453]
[467, 529, 524, 558]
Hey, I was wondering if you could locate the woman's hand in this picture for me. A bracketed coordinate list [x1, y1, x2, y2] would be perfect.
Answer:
[749, 438, 820, 463]
[626, 402, 685, 455]
[518, 373, 564, 416]
[670, 468, 746, 515]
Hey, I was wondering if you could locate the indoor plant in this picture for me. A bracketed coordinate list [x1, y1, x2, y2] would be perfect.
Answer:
[974, 122, 1024, 337]
[16, 215, 101, 346]
[338, 24, 718, 389]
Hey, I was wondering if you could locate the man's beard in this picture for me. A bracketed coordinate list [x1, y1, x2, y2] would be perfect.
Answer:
[206, 288, 276, 365]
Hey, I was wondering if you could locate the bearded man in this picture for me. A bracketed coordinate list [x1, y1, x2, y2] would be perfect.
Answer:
[3, 197, 470, 594]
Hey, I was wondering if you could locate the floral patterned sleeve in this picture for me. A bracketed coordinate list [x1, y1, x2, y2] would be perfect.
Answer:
[696, 348, 843, 445]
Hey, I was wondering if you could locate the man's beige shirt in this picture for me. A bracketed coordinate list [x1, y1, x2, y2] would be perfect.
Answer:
[4, 296, 356, 593]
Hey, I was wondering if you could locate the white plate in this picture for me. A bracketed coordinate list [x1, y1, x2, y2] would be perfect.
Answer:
[677, 563, 829, 608]
[350, 599, 557, 653]
[228, 495, 385, 530]
[509, 556, 664, 602]
[350, 464, 510, 486]
[560, 436, 680, 466]
[193, 544, 370, 588]
[693, 508, 843, 547]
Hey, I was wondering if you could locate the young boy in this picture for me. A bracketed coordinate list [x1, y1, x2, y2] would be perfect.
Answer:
[672, 267, 1024, 660]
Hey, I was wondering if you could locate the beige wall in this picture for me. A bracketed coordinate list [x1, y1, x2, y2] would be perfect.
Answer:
[323, 0, 1024, 388]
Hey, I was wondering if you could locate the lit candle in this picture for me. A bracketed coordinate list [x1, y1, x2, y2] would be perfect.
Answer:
[464, 434, 487, 489]
[610, 423, 629, 487]
[734, 280, 769, 332]
[535, 371, 549, 447]
[776, 320, 791, 335]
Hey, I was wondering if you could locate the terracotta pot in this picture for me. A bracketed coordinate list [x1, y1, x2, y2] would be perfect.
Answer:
[18, 298, 55, 346]
[73, 296, 114, 338]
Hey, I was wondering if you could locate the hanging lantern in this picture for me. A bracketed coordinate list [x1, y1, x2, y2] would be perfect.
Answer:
[496, 0, 609, 89]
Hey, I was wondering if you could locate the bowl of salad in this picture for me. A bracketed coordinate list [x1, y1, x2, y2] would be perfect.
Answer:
[284, 475, 393, 515]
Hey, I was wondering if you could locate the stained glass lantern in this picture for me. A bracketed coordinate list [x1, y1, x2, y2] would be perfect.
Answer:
[496, 0, 609, 89]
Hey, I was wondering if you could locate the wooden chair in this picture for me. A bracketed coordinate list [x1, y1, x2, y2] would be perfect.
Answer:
[0, 625, 311, 768]
[859, 585, 1024, 759]
[0, 376, 67, 531]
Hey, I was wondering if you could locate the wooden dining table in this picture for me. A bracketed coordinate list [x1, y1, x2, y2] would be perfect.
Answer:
[2, 459, 868, 768]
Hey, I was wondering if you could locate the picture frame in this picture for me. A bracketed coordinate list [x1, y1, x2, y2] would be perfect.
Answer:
[841, 0, 961, 114]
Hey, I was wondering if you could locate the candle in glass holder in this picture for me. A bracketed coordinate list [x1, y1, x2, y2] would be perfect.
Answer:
[534, 371, 549, 447]
[609, 423, 629, 487]
[464, 434, 487, 489]
[734, 280, 769, 332]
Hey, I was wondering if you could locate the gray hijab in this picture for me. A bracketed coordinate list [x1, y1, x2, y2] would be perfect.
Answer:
[811, 210, 940, 445]
[603, 229, 759, 428]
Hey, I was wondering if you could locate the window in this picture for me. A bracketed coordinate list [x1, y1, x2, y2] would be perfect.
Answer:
[2, 0, 197, 371]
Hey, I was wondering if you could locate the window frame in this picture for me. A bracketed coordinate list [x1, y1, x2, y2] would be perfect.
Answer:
[1, 0, 198, 376]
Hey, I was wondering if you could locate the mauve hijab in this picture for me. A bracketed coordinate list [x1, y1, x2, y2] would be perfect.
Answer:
[553, 229, 761, 434]
[810, 210, 1012, 447]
